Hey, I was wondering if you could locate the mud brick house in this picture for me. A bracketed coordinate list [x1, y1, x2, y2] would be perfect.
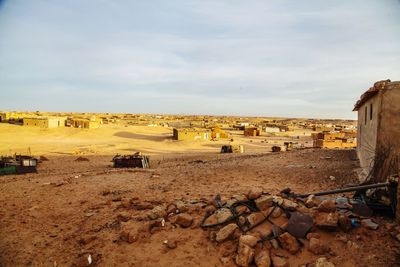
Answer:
[312, 132, 356, 149]
[173, 128, 211, 141]
[244, 127, 261, 137]
[210, 127, 229, 140]
[23, 117, 66, 128]
[70, 117, 100, 129]
[353, 79, 400, 184]
[0, 112, 10, 122]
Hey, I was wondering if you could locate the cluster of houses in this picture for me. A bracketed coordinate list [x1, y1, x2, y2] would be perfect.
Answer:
[0, 112, 101, 129]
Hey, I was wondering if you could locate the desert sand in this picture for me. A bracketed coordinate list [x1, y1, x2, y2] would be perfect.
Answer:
[0, 124, 310, 156]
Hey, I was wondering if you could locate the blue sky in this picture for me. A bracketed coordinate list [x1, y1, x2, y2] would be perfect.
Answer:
[0, 1, 399, 119]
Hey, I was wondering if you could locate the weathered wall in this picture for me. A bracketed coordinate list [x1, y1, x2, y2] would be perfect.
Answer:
[23, 118, 49, 128]
[47, 118, 65, 128]
[375, 82, 400, 182]
[357, 95, 380, 183]
[173, 129, 210, 141]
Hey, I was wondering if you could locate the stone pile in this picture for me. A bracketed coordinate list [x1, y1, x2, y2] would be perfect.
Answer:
[113, 187, 391, 267]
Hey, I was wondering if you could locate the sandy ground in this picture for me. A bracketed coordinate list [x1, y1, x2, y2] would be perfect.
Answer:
[0, 124, 311, 156]
[1, 149, 399, 266]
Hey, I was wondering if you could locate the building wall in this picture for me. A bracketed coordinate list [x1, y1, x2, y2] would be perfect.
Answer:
[23, 118, 49, 128]
[173, 128, 210, 141]
[23, 117, 65, 128]
[265, 127, 280, 133]
[244, 128, 260, 136]
[71, 119, 99, 128]
[375, 82, 400, 182]
[356, 96, 380, 182]
[47, 118, 65, 128]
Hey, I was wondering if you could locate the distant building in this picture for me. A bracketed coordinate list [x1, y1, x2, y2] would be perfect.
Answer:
[210, 127, 229, 139]
[70, 117, 100, 129]
[23, 117, 66, 128]
[312, 132, 356, 149]
[353, 79, 400, 183]
[0, 112, 10, 122]
[244, 127, 261, 137]
[264, 127, 280, 133]
[173, 128, 211, 141]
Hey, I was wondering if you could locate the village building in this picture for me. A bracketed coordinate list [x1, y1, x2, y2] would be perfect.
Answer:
[353, 79, 400, 183]
[69, 117, 100, 129]
[0, 112, 11, 122]
[210, 127, 229, 140]
[244, 127, 261, 137]
[312, 132, 356, 149]
[173, 128, 211, 141]
[23, 117, 66, 128]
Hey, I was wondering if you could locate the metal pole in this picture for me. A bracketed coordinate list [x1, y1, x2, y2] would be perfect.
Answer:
[297, 182, 391, 198]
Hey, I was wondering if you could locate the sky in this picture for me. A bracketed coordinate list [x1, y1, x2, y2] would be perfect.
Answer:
[0, 1, 399, 119]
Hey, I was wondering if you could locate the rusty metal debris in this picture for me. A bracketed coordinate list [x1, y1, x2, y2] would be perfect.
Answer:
[220, 145, 244, 153]
[112, 152, 150, 169]
[0, 154, 38, 175]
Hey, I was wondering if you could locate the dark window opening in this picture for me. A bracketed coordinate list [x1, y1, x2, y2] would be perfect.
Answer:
[370, 103, 373, 120]
[364, 106, 367, 125]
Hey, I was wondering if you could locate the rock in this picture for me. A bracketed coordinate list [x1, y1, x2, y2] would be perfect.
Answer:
[239, 235, 258, 248]
[255, 195, 274, 210]
[361, 219, 379, 230]
[254, 250, 271, 267]
[329, 176, 336, 181]
[315, 257, 335, 267]
[233, 194, 248, 202]
[271, 255, 289, 267]
[247, 212, 265, 227]
[248, 188, 263, 200]
[215, 208, 232, 223]
[308, 237, 330, 254]
[146, 206, 166, 220]
[173, 213, 193, 228]
[315, 212, 338, 231]
[134, 201, 154, 210]
[306, 232, 320, 240]
[117, 212, 131, 222]
[253, 224, 272, 239]
[317, 200, 336, 212]
[120, 231, 137, 243]
[270, 239, 279, 249]
[166, 204, 177, 214]
[273, 196, 284, 205]
[175, 200, 189, 213]
[264, 207, 282, 218]
[204, 205, 216, 214]
[305, 195, 320, 208]
[282, 199, 298, 209]
[220, 256, 232, 266]
[216, 224, 238, 242]
[338, 215, 352, 232]
[163, 239, 177, 249]
[236, 242, 255, 267]
[279, 232, 300, 254]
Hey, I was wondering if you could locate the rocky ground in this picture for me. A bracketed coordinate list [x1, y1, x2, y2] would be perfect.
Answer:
[0, 149, 399, 266]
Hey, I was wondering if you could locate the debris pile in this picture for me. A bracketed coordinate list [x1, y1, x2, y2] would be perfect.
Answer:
[221, 145, 244, 154]
[109, 182, 398, 267]
[112, 152, 150, 168]
[0, 154, 38, 175]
